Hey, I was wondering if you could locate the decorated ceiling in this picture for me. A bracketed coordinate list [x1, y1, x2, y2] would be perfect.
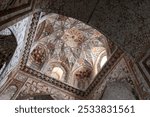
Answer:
[27, 13, 109, 90]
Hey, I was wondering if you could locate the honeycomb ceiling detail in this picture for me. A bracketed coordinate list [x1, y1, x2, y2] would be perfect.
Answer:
[27, 13, 108, 90]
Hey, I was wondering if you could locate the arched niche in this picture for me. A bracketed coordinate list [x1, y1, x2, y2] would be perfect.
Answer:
[71, 66, 93, 90]
[101, 81, 138, 100]
[43, 62, 68, 82]
[50, 67, 64, 80]
[0, 28, 17, 75]
[0, 85, 17, 100]
[100, 56, 107, 68]
[95, 50, 108, 75]
[27, 43, 48, 70]
[91, 47, 107, 75]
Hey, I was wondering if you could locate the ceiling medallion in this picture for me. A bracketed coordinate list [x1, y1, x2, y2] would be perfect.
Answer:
[61, 28, 85, 48]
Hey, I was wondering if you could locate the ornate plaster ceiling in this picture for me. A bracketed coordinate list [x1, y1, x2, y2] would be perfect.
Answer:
[26, 13, 108, 91]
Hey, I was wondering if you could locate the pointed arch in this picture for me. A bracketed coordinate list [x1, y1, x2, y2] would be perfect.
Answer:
[0, 28, 17, 75]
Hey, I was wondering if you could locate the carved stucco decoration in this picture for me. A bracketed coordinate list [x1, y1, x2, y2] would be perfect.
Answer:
[0, 77, 24, 100]
[62, 28, 85, 47]
[30, 45, 47, 65]
[14, 73, 28, 82]
[1, 0, 149, 99]
[34, 20, 54, 42]
[25, 13, 109, 90]
[19, 12, 124, 97]
[74, 67, 92, 80]
[68, 66, 93, 90]
[0, 85, 17, 100]
[17, 78, 77, 100]
[0, 28, 12, 35]
[0, 16, 30, 86]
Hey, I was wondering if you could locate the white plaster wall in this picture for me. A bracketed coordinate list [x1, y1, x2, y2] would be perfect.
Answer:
[0, 17, 31, 87]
